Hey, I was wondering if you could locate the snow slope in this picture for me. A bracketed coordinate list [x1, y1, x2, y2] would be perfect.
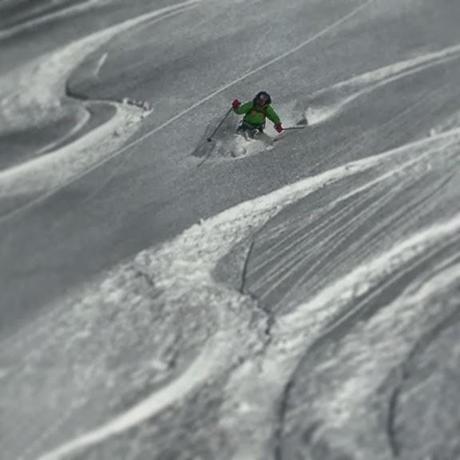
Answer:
[1, 0, 460, 459]
[3, 125, 460, 459]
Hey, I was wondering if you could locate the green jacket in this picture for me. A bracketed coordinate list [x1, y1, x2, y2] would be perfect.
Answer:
[234, 101, 281, 127]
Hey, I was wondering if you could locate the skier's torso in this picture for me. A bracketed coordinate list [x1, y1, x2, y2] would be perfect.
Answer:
[235, 101, 280, 127]
[243, 104, 268, 126]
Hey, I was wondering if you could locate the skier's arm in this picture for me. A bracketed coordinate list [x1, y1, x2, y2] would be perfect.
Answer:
[266, 106, 281, 125]
[233, 101, 253, 115]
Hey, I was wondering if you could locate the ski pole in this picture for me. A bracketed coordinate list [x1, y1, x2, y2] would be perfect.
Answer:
[207, 108, 233, 142]
[282, 126, 307, 131]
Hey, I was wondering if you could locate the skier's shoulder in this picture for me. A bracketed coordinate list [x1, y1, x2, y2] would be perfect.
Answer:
[241, 100, 254, 109]
[265, 104, 277, 114]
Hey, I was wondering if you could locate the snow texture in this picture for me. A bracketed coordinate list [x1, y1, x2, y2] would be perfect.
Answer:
[1, 0, 460, 459]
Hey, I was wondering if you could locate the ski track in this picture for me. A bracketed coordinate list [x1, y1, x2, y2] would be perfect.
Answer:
[3, 1, 460, 457]
[226, 226, 460, 460]
[273, 249, 460, 460]
[221, 147, 460, 460]
[0, 0, 201, 219]
[28, 126, 460, 459]
[0, 0, 201, 134]
[0, 101, 144, 199]
[0, 0, 150, 41]
[306, 41, 460, 125]
[3, 128, 456, 350]
[33, 105, 92, 157]
[0, 0, 376, 224]
[38, 338, 229, 460]
[3, 1, 458, 220]
[94, 52, 108, 78]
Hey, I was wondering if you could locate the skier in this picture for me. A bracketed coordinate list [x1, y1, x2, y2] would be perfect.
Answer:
[232, 91, 284, 138]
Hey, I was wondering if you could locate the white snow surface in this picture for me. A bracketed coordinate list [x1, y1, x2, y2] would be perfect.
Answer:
[0, 0, 200, 217]
[0, 102, 144, 200]
[2, 1, 460, 459]
[30, 125, 460, 460]
[0, 1, 114, 40]
[306, 42, 460, 125]
[0, 0, 201, 133]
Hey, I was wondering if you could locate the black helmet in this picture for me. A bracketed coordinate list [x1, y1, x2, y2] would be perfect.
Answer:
[253, 91, 271, 105]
